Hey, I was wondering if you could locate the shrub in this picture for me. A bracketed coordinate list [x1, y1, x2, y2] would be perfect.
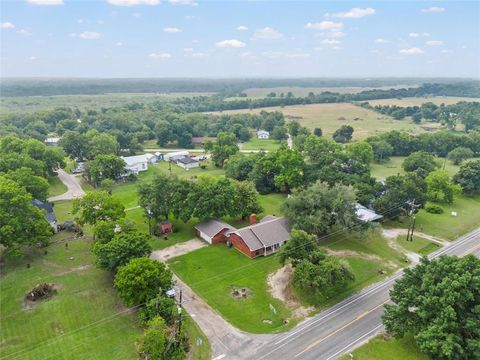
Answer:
[425, 203, 444, 214]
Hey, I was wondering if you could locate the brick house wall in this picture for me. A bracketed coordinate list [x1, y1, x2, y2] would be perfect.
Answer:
[228, 233, 260, 258]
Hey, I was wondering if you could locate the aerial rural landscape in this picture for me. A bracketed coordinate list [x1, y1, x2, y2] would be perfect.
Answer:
[1, 1, 479, 360]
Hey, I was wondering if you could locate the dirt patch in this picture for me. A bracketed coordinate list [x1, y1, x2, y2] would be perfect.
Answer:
[23, 283, 63, 310]
[262, 319, 272, 324]
[267, 265, 313, 318]
[150, 239, 207, 262]
[325, 248, 382, 262]
[231, 287, 252, 299]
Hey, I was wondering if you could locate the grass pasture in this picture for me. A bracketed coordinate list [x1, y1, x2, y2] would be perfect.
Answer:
[169, 245, 295, 333]
[210, 103, 424, 140]
[366, 96, 480, 107]
[241, 138, 283, 151]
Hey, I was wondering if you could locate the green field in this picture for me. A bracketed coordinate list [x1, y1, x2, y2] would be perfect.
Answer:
[388, 194, 480, 241]
[169, 245, 295, 333]
[210, 103, 425, 141]
[396, 236, 441, 255]
[366, 96, 480, 107]
[48, 176, 68, 197]
[370, 156, 462, 179]
[258, 193, 287, 216]
[242, 138, 283, 151]
[341, 334, 428, 360]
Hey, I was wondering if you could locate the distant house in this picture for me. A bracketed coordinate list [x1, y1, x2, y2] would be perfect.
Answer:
[32, 199, 58, 233]
[154, 152, 164, 161]
[145, 153, 157, 164]
[175, 157, 200, 170]
[192, 137, 216, 146]
[257, 130, 270, 139]
[44, 137, 60, 146]
[356, 204, 383, 222]
[195, 215, 290, 258]
[164, 151, 189, 162]
[121, 154, 149, 175]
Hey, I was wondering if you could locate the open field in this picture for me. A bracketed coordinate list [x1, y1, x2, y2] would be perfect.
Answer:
[340, 334, 428, 360]
[0, 92, 213, 114]
[370, 156, 464, 179]
[242, 85, 419, 98]
[209, 103, 425, 140]
[388, 195, 480, 241]
[242, 138, 282, 151]
[169, 245, 295, 333]
[366, 96, 480, 107]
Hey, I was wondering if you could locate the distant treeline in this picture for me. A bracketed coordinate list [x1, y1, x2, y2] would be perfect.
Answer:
[1, 77, 476, 97]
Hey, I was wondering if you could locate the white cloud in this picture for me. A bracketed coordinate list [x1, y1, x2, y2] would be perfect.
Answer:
[426, 40, 444, 46]
[215, 39, 246, 48]
[332, 7, 376, 18]
[169, 0, 197, 5]
[330, 31, 345, 38]
[399, 47, 424, 55]
[305, 21, 343, 30]
[26, 0, 63, 5]
[189, 52, 208, 58]
[253, 27, 284, 39]
[183, 48, 193, 52]
[163, 27, 182, 33]
[1, 22, 15, 29]
[149, 52, 172, 59]
[132, 12, 142, 17]
[321, 39, 341, 45]
[409, 32, 420, 38]
[115, 42, 123, 46]
[79, 31, 102, 39]
[107, 0, 159, 6]
[375, 38, 388, 43]
[17, 29, 32, 36]
[237, 25, 248, 31]
[421, 6, 445, 13]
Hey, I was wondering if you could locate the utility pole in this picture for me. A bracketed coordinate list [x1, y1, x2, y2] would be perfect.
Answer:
[177, 289, 183, 335]
[169, 161, 172, 177]
[406, 199, 420, 242]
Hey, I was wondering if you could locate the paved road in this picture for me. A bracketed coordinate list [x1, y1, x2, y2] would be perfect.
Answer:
[250, 227, 480, 360]
[48, 169, 85, 202]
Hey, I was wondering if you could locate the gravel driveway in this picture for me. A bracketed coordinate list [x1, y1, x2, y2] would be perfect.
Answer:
[48, 169, 85, 202]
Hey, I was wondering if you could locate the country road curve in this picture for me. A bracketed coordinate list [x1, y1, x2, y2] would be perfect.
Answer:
[48, 169, 85, 202]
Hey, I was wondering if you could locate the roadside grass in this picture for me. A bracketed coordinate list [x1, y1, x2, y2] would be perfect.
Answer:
[52, 199, 74, 223]
[396, 236, 441, 256]
[184, 316, 211, 360]
[242, 138, 282, 151]
[370, 156, 462, 180]
[48, 176, 67, 197]
[366, 96, 480, 107]
[0, 232, 141, 360]
[340, 334, 428, 360]
[209, 103, 425, 140]
[169, 245, 296, 333]
[387, 194, 480, 241]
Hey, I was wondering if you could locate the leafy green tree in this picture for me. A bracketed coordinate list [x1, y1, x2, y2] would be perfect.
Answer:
[278, 229, 317, 266]
[114, 257, 173, 306]
[287, 120, 301, 137]
[136, 316, 168, 360]
[426, 170, 460, 204]
[0, 176, 52, 254]
[234, 181, 263, 220]
[273, 148, 305, 193]
[224, 154, 255, 181]
[138, 174, 175, 221]
[271, 125, 288, 140]
[313, 128, 322, 137]
[86, 131, 119, 158]
[453, 160, 480, 195]
[94, 219, 136, 243]
[332, 125, 354, 143]
[447, 147, 474, 165]
[369, 140, 394, 162]
[93, 231, 152, 271]
[249, 152, 279, 194]
[73, 190, 125, 226]
[139, 296, 176, 326]
[59, 131, 88, 160]
[86, 154, 125, 186]
[346, 141, 374, 165]
[283, 181, 357, 236]
[304, 135, 341, 163]
[100, 178, 115, 194]
[383, 256, 480, 360]
[402, 151, 439, 177]
[4, 167, 49, 201]
[210, 132, 239, 168]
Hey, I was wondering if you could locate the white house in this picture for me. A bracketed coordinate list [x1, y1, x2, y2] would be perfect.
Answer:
[164, 151, 189, 162]
[145, 153, 157, 164]
[257, 130, 270, 139]
[44, 137, 61, 146]
[121, 154, 149, 174]
[175, 157, 200, 170]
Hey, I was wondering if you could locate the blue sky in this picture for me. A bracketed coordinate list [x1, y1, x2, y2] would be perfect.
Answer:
[1, 0, 479, 78]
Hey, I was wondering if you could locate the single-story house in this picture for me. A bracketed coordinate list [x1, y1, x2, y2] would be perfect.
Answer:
[121, 154, 149, 174]
[192, 137, 216, 146]
[145, 153, 157, 164]
[195, 215, 290, 258]
[356, 204, 383, 222]
[154, 152, 164, 161]
[164, 151, 189, 162]
[44, 137, 61, 146]
[175, 157, 200, 170]
[32, 199, 58, 233]
[257, 130, 270, 139]
[195, 219, 236, 244]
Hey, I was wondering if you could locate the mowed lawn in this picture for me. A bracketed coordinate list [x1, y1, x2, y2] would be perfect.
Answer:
[370, 156, 462, 180]
[48, 176, 67, 197]
[367, 96, 480, 107]
[242, 138, 282, 151]
[0, 232, 141, 360]
[169, 245, 295, 333]
[388, 194, 480, 241]
[209, 103, 424, 140]
[340, 334, 428, 360]
[396, 236, 441, 256]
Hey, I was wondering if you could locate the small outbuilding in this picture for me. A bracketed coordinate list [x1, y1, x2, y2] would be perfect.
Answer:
[194, 219, 235, 244]
[257, 130, 270, 139]
[175, 157, 200, 170]
[44, 137, 61, 146]
[157, 221, 173, 234]
[165, 151, 189, 162]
